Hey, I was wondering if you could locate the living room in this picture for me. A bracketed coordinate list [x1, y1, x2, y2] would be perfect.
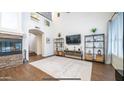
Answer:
[52, 12, 123, 80]
[0, 12, 123, 81]
[0, 0, 124, 93]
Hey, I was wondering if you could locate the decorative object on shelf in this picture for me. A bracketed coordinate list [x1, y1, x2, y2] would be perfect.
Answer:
[78, 48, 80, 51]
[97, 50, 101, 55]
[91, 28, 97, 34]
[44, 20, 50, 26]
[58, 33, 61, 37]
[46, 38, 50, 44]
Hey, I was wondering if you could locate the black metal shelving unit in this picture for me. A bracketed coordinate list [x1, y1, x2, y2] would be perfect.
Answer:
[54, 38, 65, 56]
[84, 34, 105, 63]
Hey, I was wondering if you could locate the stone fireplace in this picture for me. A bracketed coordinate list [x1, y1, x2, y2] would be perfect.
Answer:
[0, 54, 23, 69]
[0, 33, 23, 69]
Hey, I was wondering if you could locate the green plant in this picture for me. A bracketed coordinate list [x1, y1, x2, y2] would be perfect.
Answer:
[91, 28, 97, 33]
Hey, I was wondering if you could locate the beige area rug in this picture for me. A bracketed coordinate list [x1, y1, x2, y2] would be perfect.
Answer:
[30, 56, 92, 81]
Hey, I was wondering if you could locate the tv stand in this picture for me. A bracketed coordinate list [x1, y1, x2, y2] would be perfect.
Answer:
[64, 50, 82, 60]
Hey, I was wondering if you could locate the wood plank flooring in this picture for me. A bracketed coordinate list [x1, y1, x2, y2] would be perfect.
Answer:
[0, 64, 57, 81]
[0, 56, 115, 81]
[29, 55, 44, 62]
[91, 62, 115, 81]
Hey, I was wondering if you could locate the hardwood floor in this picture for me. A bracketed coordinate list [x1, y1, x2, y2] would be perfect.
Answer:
[0, 56, 115, 81]
[0, 64, 57, 81]
[91, 62, 115, 81]
[29, 55, 44, 62]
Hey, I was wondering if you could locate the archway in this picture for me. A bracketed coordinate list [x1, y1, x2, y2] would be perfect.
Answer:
[29, 29, 44, 61]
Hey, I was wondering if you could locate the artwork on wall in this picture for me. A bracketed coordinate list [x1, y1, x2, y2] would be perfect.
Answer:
[46, 38, 50, 44]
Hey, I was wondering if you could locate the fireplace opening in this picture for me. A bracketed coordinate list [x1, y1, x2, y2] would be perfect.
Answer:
[0, 38, 22, 56]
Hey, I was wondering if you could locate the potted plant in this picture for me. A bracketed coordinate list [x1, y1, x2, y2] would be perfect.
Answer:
[91, 28, 97, 34]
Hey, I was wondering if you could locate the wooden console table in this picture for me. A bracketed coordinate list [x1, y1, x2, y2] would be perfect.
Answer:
[64, 50, 82, 60]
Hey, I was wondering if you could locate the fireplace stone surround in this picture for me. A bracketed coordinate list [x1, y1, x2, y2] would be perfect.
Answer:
[0, 54, 23, 69]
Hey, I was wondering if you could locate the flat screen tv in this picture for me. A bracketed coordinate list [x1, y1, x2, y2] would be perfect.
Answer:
[66, 34, 81, 44]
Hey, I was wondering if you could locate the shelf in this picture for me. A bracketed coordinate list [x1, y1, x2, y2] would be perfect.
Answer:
[85, 47, 93, 48]
[94, 55, 104, 62]
[85, 47, 103, 48]
[94, 41, 104, 42]
[85, 53, 104, 55]
[54, 38, 64, 56]
[94, 47, 103, 49]
[85, 41, 94, 42]
[84, 34, 105, 63]
[85, 41, 104, 42]
[85, 54, 93, 60]
[55, 42, 64, 43]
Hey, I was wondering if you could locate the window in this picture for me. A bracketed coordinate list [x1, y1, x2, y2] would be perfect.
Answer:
[108, 12, 123, 71]
[111, 13, 123, 58]
[38, 12, 52, 20]
[0, 39, 22, 56]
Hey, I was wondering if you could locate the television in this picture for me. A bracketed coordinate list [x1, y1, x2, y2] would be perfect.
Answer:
[66, 34, 81, 44]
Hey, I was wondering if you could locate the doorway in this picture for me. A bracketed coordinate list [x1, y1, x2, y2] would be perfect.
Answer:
[29, 29, 44, 62]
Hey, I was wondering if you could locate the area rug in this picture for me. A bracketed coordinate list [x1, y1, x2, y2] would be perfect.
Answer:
[30, 56, 92, 81]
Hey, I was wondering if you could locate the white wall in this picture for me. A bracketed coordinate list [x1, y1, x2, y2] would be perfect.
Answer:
[21, 13, 30, 60]
[0, 12, 23, 34]
[0, 12, 54, 59]
[38, 14, 54, 57]
[29, 33, 37, 53]
[36, 35, 42, 55]
[53, 12, 113, 61]
[23, 12, 54, 59]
